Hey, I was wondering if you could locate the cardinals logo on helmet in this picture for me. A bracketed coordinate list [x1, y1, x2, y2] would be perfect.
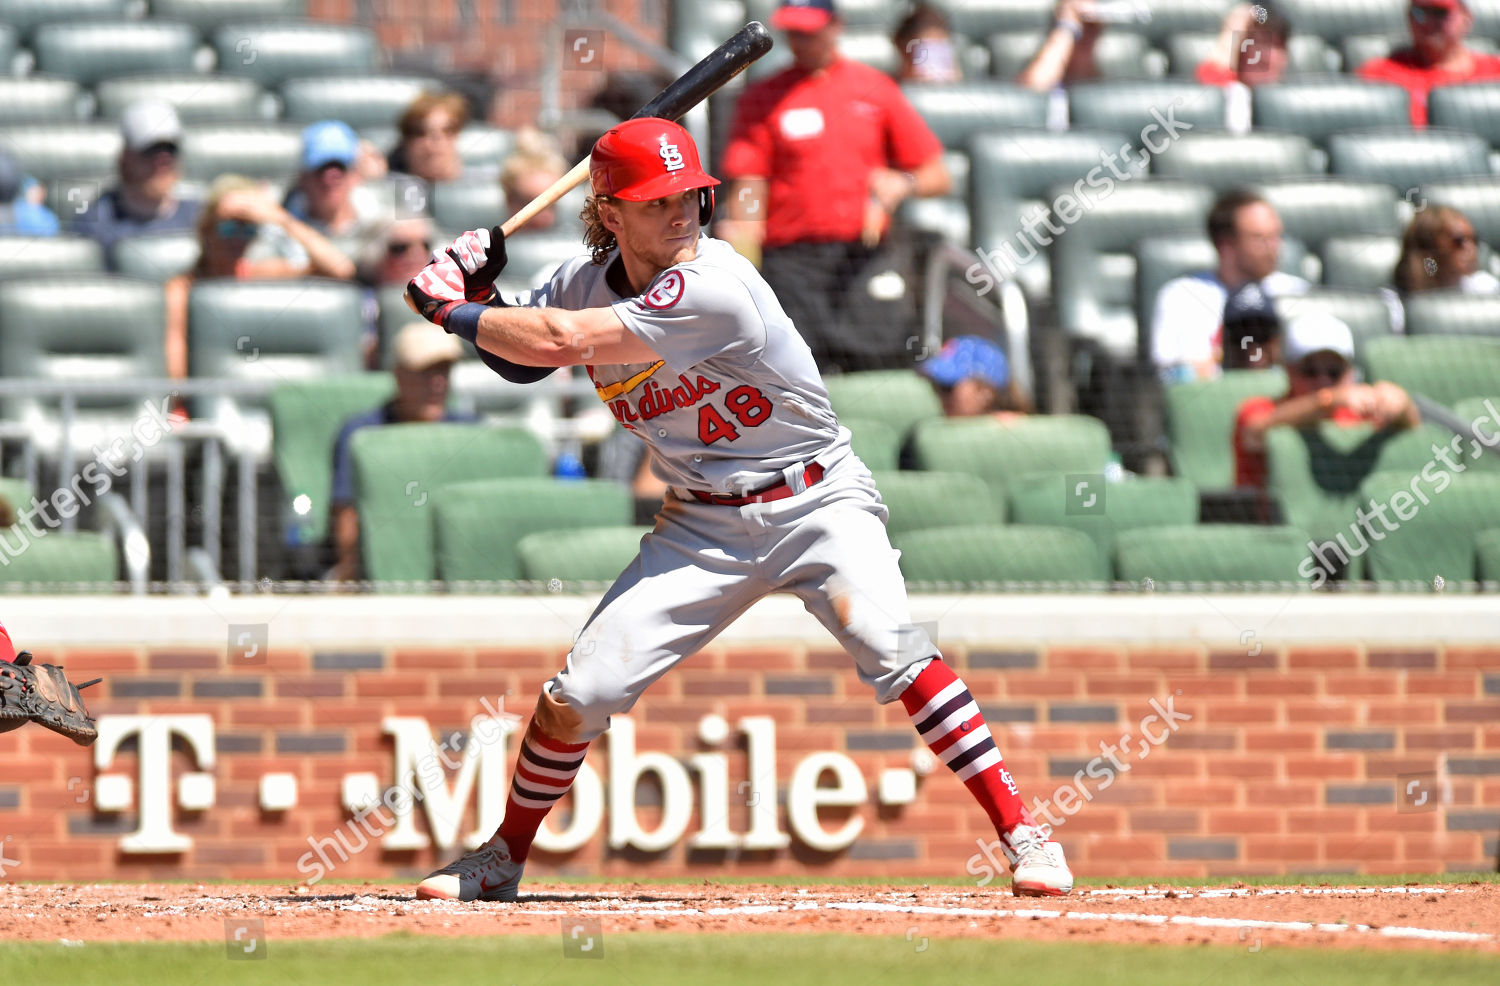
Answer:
[659, 135, 686, 173]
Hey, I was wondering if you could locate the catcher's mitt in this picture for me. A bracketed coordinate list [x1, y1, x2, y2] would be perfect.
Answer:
[0, 652, 101, 746]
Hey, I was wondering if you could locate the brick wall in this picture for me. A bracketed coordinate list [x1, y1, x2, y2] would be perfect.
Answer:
[2, 636, 1497, 885]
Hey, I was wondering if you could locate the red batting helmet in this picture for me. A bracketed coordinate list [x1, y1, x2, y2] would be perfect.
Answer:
[590, 118, 719, 225]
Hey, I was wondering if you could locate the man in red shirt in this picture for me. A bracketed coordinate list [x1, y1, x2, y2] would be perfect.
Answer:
[1233, 314, 1420, 489]
[718, 0, 950, 372]
[1357, 0, 1500, 126]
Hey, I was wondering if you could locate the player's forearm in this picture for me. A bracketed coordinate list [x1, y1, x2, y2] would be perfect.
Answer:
[474, 305, 574, 366]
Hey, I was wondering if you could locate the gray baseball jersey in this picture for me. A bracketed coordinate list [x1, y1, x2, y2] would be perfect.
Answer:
[509, 235, 843, 493]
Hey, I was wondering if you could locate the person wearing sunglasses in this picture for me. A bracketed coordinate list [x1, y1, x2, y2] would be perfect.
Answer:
[72, 100, 199, 257]
[1393, 204, 1500, 295]
[1357, 0, 1500, 126]
[261, 121, 386, 270]
[1232, 314, 1420, 489]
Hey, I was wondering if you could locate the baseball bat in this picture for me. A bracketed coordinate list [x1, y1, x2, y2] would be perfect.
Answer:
[499, 21, 774, 237]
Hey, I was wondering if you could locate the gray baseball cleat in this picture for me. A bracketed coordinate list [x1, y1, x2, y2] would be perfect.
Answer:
[416, 837, 524, 902]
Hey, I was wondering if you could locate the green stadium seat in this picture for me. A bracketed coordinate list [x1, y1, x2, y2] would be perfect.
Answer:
[501, 231, 585, 291]
[0, 25, 15, 73]
[1273, 288, 1399, 351]
[350, 424, 548, 583]
[1402, 291, 1500, 337]
[433, 477, 632, 582]
[894, 523, 1108, 586]
[1363, 335, 1500, 408]
[1134, 235, 1218, 358]
[32, 22, 200, 86]
[841, 417, 901, 472]
[901, 82, 1049, 147]
[269, 373, 395, 546]
[939, 0, 1053, 36]
[0, 77, 83, 123]
[989, 31, 1156, 80]
[1273, 0, 1408, 45]
[430, 181, 505, 236]
[148, 0, 307, 32]
[1149, 132, 1320, 190]
[1167, 32, 1334, 77]
[1164, 367, 1289, 490]
[1318, 235, 1402, 290]
[833, 29, 901, 76]
[871, 470, 1004, 537]
[1050, 179, 1215, 359]
[108, 233, 200, 281]
[1256, 178, 1403, 246]
[96, 75, 269, 123]
[1265, 421, 1456, 545]
[1428, 82, 1500, 146]
[1359, 470, 1500, 585]
[1477, 527, 1500, 582]
[1067, 81, 1226, 143]
[1328, 129, 1491, 192]
[213, 22, 378, 87]
[0, 236, 104, 278]
[516, 525, 653, 583]
[0, 124, 120, 191]
[1453, 396, 1500, 441]
[671, 0, 746, 61]
[0, 531, 118, 592]
[279, 75, 444, 128]
[909, 414, 1113, 503]
[1130, 0, 1233, 42]
[1009, 474, 1199, 571]
[1419, 177, 1500, 249]
[1114, 524, 1313, 586]
[0, 478, 31, 518]
[1251, 80, 1411, 144]
[1339, 34, 1402, 73]
[823, 370, 942, 443]
[0, 0, 130, 40]
[179, 123, 303, 183]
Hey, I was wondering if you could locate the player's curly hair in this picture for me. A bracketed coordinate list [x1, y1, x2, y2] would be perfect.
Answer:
[581, 194, 617, 265]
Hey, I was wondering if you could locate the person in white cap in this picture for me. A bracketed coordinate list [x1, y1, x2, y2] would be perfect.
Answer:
[72, 99, 200, 256]
[1232, 313, 1419, 488]
[326, 323, 477, 582]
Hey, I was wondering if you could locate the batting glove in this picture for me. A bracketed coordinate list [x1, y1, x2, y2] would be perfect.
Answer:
[445, 225, 509, 303]
[406, 253, 470, 329]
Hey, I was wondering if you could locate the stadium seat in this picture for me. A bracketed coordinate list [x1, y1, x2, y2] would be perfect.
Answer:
[833, 29, 901, 75]
[901, 82, 1048, 147]
[1338, 34, 1403, 73]
[1265, 421, 1456, 545]
[96, 75, 269, 123]
[433, 477, 632, 582]
[1049, 179, 1215, 358]
[108, 233, 200, 281]
[515, 525, 652, 583]
[1273, 0, 1408, 43]
[430, 181, 505, 235]
[989, 31, 1158, 80]
[1251, 80, 1411, 144]
[871, 470, 1004, 537]
[350, 424, 548, 583]
[1008, 474, 1199, 572]
[0, 25, 15, 74]
[823, 370, 942, 442]
[1067, 81, 1226, 143]
[0, 0, 130, 40]
[840, 416, 901, 472]
[1129, 0, 1232, 42]
[1428, 82, 1500, 147]
[1453, 395, 1500, 445]
[149, 0, 307, 31]
[0, 77, 83, 123]
[1402, 291, 1500, 337]
[1149, 132, 1320, 190]
[1359, 470, 1500, 584]
[969, 129, 1144, 298]
[1256, 177, 1403, 246]
[1328, 129, 1491, 192]
[269, 373, 395, 546]
[0, 478, 29, 516]
[894, 523, 1107, 586]
[1167, 32, 1334, 77]
[1363, 335, 1500, 408]
[279, 75, 445, 128]
[212, 22, 378, 87]
[670, 0, 745, 61]
[1419, 177, 1500, 248]
[1273, 288, 1399, 349]
[1318, 235, 1402, 290]
[32, 22, 200, 86]
[1477, 527, 1500, 582]
[0, 236, 104, 278]
[1164, 367, 1290, 489]
[909, 414, 1113, 503]
[1114, 524, 1313, 586]
[939, 0, 1053, 37]
[0, 124, 120, 190]
[0, 531, 118, 592]
[178, 123, 303, 183]
[499, 231, 587, 293]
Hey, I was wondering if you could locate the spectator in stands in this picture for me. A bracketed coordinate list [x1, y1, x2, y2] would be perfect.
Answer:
[71, 100, 196, 254]
[388, 90, 470, 184]
[327, 323, 477, 583]
[1233, 314, 1420, 489]
[1016, 0, 1131, 92]
[1152, 188, 1309, 385]
[1218, 282, 1282, 372]
[1393, 204, 1500, 294]
[0, 150, 57, 238]
[269, 121, 387, 250]
[355, 215, 438, 366]
[918, 335, 1032, 421]
[893, 3, 962, 83]
[499, 128, 568, 232]
[1358, 0, 1500, 126]
[1196, 3, 1291, 87]
[163, 175, 357, 378]
[719, 0, 951, 373]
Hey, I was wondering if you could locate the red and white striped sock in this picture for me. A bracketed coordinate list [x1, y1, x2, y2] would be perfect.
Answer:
[493, 724, 589, 862]
[901, 658, 1033, 835]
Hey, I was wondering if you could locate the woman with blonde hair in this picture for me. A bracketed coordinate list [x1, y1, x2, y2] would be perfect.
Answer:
[1393, 203, 1500, 295]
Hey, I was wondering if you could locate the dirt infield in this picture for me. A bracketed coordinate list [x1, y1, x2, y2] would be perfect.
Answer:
[1, 882, 1496, 951]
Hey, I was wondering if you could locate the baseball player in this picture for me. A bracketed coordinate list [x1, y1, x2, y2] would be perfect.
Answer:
[405, 118, 1072, 900]
[0, 619, 100, 745]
